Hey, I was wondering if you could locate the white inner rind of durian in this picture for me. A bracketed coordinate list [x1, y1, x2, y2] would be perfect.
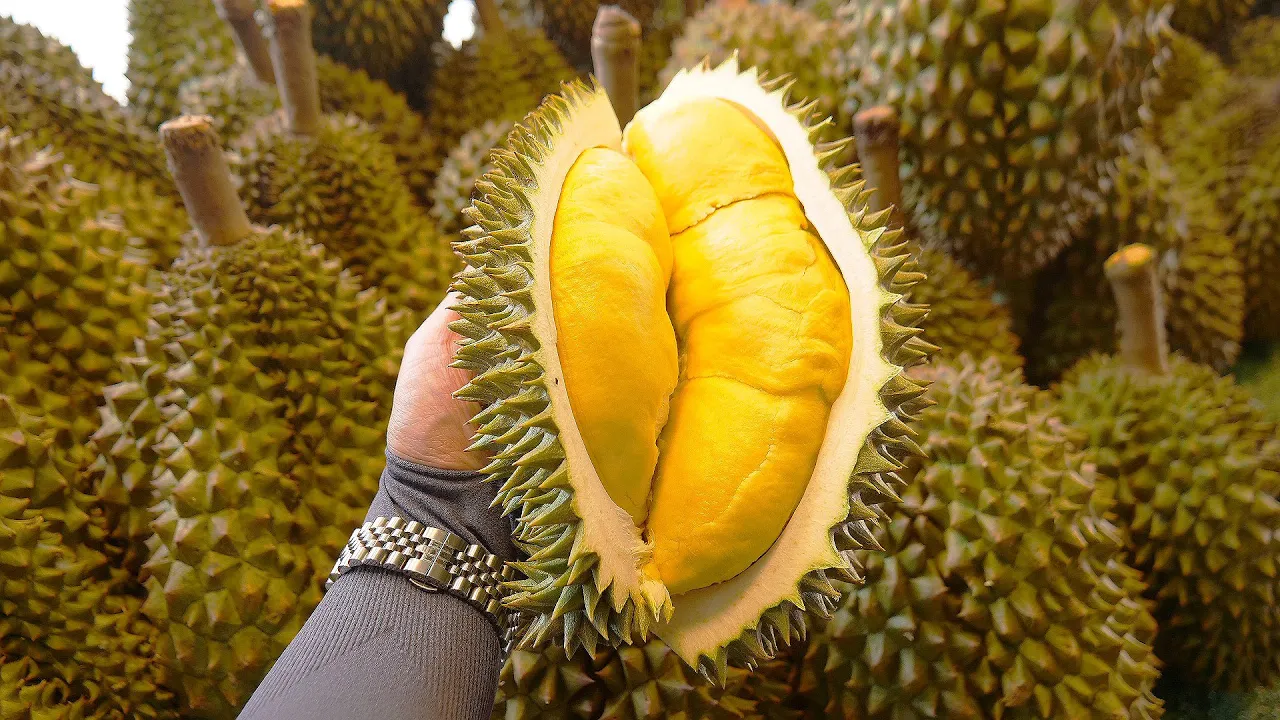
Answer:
[639, 59, 896, 665]
[527, 90, 673, 619]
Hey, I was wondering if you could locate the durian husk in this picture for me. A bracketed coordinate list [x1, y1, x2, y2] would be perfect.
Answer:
[531, 0, 658, 68]
[1233, 17, 1280, 78]
[1055, 354, 1280, 691]
[799, 357, 1164, 719]
[310, 0, 449, 93]
[911, 248, 1022, 372]
[125, 0, 239, 132]
[0, 16, 95, 87]
[831, 0, 1170, 279]
[1236, 124, 1280, 341]
[1233, 343, 1280, 423]
[430, 120, 515, 238]
[1025, 134, 1243, 383]
[452, 60, 931, 676]
[1170, 0, 1256, 46]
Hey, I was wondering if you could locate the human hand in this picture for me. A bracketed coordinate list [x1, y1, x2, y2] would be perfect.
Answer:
[386, 292, 488, 472]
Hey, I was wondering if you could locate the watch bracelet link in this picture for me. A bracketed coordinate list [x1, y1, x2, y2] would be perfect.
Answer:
[326, 516, 525, 652]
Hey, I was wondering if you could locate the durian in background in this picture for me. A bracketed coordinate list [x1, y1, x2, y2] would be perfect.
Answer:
[830, 0, 1170, 281]
[309, 0, 449, 96]
[93, 116, 408, 718]
[798, 356, 1164, 719]
[531, 0, 659, 68]
[425, 0, 575, 171]
[1024, 133, 1243, 383]
[1170, 0, 1257, 47]
[233, 0, 452, 319]
[1235, 116, 1280, 340]
[430, 119, 513, 238]
[1053, 244, 1280, 692]
[851, 105, 1023, 373]
[452, 21, 931, 675]
[1233, 16, 1280, 77]
[126, 0, 239, 131]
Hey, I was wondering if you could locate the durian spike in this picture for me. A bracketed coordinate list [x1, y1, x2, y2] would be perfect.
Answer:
[264, 0, 321, 135]
[1104, 244, 1170, 375]
[474, 0, 506, 39]
[214, 0, 276, 85]
[161, 115, 254, 247]
[854, 106, 907, 231]
[591, 6, 641, 126]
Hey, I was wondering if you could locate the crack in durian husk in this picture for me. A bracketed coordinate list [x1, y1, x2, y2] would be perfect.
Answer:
[451, 57, 931, 680]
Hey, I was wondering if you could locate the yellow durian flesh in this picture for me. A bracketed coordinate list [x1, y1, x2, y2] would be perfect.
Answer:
[550, 148, 678, 524]
[549, 97, 852, 597]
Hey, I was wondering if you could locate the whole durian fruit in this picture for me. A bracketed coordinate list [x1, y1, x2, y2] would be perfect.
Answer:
[1025, 134, 1243, 383]
[492, 637, 791, 719]
[660, 2, 842, 133]
[425, 1, 575, 167]
[532, 0, 657, 68]
[1171, 0, 1256, 45]
[234, 0, 452, 317]
[0, 15, 94, 86]
[454, 54, 931, 676]
[126, 0, 239, 131]
[1053, 244, 1280, 692]
[309, 0, 448, 93]
[798, 356, 1164, 719]
[430, 119, 513, 238]
[1233, 17, 1280, 77]
[831, 0, 1170, 279]
[852, 106, 1022, 372]
[1236, 124, 1280, 340]
[92, 116, 409, 717]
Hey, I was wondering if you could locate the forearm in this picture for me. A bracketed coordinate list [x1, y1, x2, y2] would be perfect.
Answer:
[238, 452, 516, 720]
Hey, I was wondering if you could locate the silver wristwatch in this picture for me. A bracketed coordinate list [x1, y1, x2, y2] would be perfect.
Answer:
[326, 516, 523, 652]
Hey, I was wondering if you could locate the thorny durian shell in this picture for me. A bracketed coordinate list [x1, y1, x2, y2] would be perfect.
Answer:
[451, 57, 931, 679]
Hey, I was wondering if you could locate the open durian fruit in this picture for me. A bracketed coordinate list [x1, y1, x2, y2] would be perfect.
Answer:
[451, 6, 931, 680]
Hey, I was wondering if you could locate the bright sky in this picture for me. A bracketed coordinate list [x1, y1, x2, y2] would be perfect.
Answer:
[0, 0, 477, 102]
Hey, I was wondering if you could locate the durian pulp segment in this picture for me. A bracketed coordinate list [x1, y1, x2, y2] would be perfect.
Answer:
[624, 98, 853, 596]
[550, 148, 679, 525]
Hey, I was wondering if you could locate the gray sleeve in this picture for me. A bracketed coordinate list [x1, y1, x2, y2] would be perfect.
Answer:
[236, 450, 516, 720]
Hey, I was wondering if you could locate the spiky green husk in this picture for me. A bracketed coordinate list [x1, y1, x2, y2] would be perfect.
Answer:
[661, 4, 842, 132]
[799, 357, 1163, 719]
[832, 0, 1169, 279]
[431, 120, 513, 238]
[1150, 32, 1228, 124]
[1233, 344, 1280, 422]
[492, 638, 790, 719]
[1237, 125, 1280, 340]
[0, 131, 158, 442]
[311, 0, 448, 91]
[425, 26, 575, 167]
[531, 0, 658, 68]
[911, 249, 1022, 372]
[1233, 17, 1280, 77]
[1055, 355, 1280, 691]
[179, 56, 439, 203]
[1025, 135, 1243, 383]
[451, 74, 930, 671]
[0, 58, 166, 184]
[126, 0, 238, 132]
[0, 17, 95, 87]
[93, 224, 406, 716]
[235, 113, 453, 317]
[1171, 0, 1256, 44]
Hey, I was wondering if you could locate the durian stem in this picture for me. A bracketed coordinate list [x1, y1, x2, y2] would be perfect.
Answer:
[264, 0, 321, 136]
[592, 6, 641, 126]
[474, 0, 506, 38]
[161, 116, 254, 247]
[214, 0, 276, 85]
[854, 106, 907, 230]
[1105, 244, 1169, 376]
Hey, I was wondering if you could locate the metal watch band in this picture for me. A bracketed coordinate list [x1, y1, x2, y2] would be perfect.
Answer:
[325, 516, 523, 652]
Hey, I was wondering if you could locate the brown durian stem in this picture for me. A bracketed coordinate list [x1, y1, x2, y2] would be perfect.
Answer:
[474, 0, 506, 39]
[264, 0, 321, 136]
[215, 0, 276, 85]
[854, 106, 907, 230]
[592, 6, 641, 126]
[161, 116, 253, 247]
[1104, 244, 1169, 375]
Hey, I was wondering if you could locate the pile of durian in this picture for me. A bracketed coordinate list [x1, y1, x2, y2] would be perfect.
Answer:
[2, 0, 1279, 717]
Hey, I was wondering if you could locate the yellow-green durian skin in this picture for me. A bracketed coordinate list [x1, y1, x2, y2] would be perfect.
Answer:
[1026, 134, 1243, 383]
[430, 119, 513, 238]
[1170, 0, 1256, 44]
[125, 0, 238, 132]
[310, 0, 449, 91]
[911, 248, 1022, 372]
[234, 113, 453, 317]
[831, 0, 1170, 279]
[0, 16, 95, 87]
[1233, 17, 1280, 77]
[1237, 125, 1280, 341]
[94, 225, 408, 717]
[1054, 355, 1280, 691]
[1233, 345, 1280, 423]
[799, 357, 1163, 719]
